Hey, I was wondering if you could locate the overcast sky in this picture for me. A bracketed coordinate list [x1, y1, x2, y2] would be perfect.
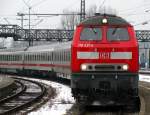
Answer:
[0, 0, 150, 29]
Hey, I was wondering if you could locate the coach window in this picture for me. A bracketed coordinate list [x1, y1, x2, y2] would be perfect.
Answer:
[64, 51, 66, 61]
[80, 27, 102, 41]
[47, 54, 50, 61]
[9, 55, 11, 61]
[3, 55, 5, 61]
[2, 55, 4, 61]
[48, 53, 50, 61]
[55, 52, 57, 62]
[11, 55, 13, 61]
[32, 55, 34, 61]
[34, 55, 36, 61]
[7, 55, 9, 61]
[2, 55, 3, 61]
[38, 54, 40, 61]
[0, 55, 2, 61]
[28, 55, 30, 61]
[1, 55, 2, 61]
[59, 52, 61, 62]
[45, 52, 48, 61]
[51, 53, 53, 61]
[107, 27, 129, 41]
[25, 55, 27, 61]
[16, 55, 18, 61]
[31, 55, 33, 61]
[39, 54, 41, 61]
[8, 55, 10, 61]
[36, 54, 38, 61]
[17, 55, 19, 61]
[18, 55, 20, 61]
[61, 52, 63, 62]
[68, 51, 71, 61]
[5, 55, 7, 61]
[62, 52, 64, 62]
[54, 52, 55, 61]
[10, 55, 12, 61]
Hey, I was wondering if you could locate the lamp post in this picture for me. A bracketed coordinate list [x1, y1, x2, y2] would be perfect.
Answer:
[18, 13, 24, 29]
[28, 7, 32, 46]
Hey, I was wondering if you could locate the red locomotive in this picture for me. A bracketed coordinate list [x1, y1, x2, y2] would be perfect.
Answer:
[0, 14, 140, 111]
[71, 14, 140, 110]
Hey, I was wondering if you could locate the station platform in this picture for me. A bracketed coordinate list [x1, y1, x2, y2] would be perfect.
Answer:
[0, 76, 16, 98]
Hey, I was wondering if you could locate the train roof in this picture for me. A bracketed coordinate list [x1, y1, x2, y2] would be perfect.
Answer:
[26, 41, 71, 53]
[0, 42, 72, 54]
[79, 14, 131, 26]
[0, 47, 27, 53]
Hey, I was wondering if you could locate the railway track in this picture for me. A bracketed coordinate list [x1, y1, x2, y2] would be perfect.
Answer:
[0, 77, 46, 115]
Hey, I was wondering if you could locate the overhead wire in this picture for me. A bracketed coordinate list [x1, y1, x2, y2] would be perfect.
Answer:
[134, 20, 150, 26]
[22, 0, 30, 8]
[62, 0, 80, 11]
[119, 2, 150, 14]
[31, 0, 47, 8]
[20, 0, 47, 27]
[116, 1, 150, 27]
[99, 0, 106, 9]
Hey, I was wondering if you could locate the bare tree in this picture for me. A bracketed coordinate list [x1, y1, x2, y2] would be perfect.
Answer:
[60, 10, 80, 30]
[60, 5, 98, 30]
[86, 4, 97, 17]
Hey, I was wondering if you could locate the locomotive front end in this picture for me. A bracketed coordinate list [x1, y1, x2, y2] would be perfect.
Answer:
[71, 15, 139, 109]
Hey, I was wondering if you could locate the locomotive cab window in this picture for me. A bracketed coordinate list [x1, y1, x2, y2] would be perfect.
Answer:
[107, 27, 129, 41]
[80, 27, 102, 40]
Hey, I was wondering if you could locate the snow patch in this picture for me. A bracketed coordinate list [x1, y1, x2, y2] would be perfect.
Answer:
[139, 74, 150, 83]
[18, 78, 75, 115]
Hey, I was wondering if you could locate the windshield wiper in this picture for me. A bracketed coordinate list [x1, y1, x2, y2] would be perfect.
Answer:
[112, 28, 118, 35]
[90, 28, 97, 34]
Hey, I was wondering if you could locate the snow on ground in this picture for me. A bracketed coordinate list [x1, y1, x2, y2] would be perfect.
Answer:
[17, 77, 75, 115]
[139, 74, 150, 83]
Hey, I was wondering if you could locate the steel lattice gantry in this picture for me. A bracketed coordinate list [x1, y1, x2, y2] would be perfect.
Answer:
[0, 24, 74, 41]
[0, 24, 150, 42]
[16, 29, 74, 41]
[135, 30, 150, 42]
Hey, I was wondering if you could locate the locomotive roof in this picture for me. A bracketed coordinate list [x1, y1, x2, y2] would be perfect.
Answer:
[79, 14, 130, 26]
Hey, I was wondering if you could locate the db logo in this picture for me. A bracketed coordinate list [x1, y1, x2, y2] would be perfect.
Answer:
[99, 52, 110, 59]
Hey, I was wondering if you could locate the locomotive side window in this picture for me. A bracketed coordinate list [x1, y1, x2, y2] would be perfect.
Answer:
[80, 28, 102, 40]
[107, 28, 129, 41]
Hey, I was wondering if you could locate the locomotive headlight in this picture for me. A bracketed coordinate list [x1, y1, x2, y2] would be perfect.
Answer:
[102, 18, 108, 24]
[122, 65, 128, 71]
[81, 64, 87, 71]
